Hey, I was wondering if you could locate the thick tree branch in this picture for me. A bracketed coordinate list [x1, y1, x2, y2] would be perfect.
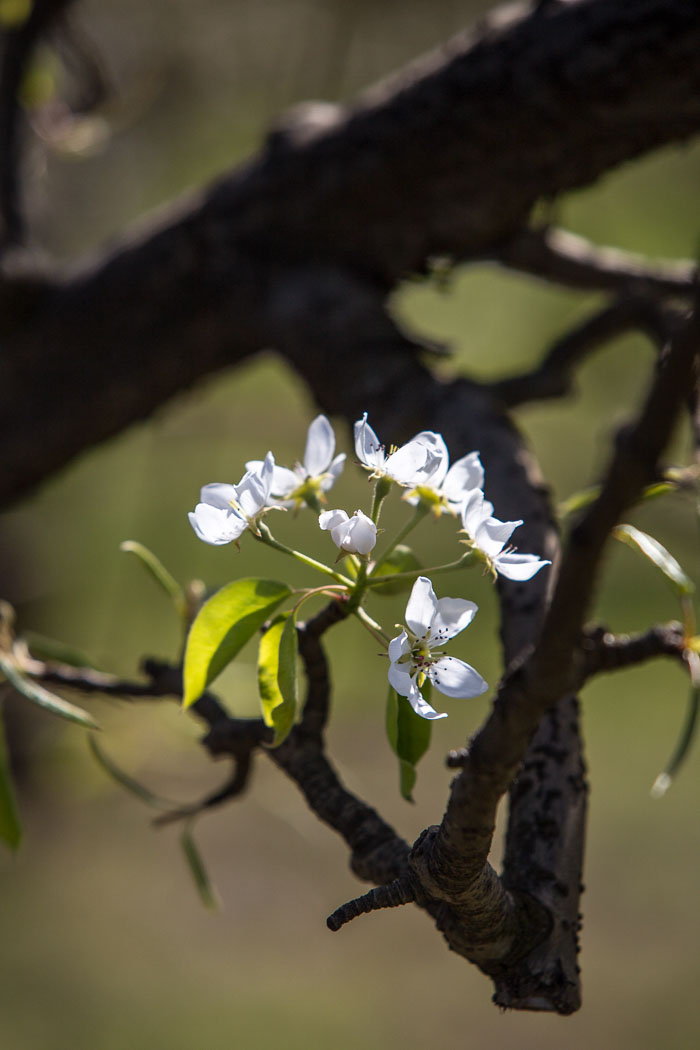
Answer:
[415, 302, 698, 1011]
[2, 0, 700, 506]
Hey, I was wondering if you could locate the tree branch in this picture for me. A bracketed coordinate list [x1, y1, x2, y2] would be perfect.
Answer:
[3, 0, 700, 506]
[491, 295, 680, 407]
[496, 227, 697, 297]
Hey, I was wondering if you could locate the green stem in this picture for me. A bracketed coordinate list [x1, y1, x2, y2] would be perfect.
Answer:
[370, 503, 429, 572]
[367, 551, 474, 588]
[371, 476, 392, 526]
[255, 523, 353, 587]
[345, 557, 369, 613]
[353, 605, 391, 646]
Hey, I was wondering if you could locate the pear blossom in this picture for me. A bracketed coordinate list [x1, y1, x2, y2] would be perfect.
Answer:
[404, 446, 484, 516]
[319, 508, 377, 555]
[353, 412, 447, 488]
[461, 490, 551, 581]
[387, 576, 488, 720]
[188, 452, 275, 545]
[247, 414, 345, 510]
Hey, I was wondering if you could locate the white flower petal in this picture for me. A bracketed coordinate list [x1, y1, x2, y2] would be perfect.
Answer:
[388, 631, 410, 663]
[234, 470, 267, 517]
[475, 516, 521, 559]
[304, 415, 335, 476]
[319, 509, 349, 532]
[428, 656, 488, 699]
[443, 452, 484, 506]
[199, 483, 237, 510]
[384, 438, 433, 485]
[354, 413, 385, 470]
[388, 660, 414, 697]
[339, 510, 377, 554]
[411, 432, 449, 487]
[246, 461, 299, 500]
[405, 679, 448, 720]
[493, 552, 551, 581]
[404, 576, 438, 638]
[462, 490, 494, 537]
[320, 453, 346, 492]
[429, 598, 478, 644]
[188, 503, 247, 545]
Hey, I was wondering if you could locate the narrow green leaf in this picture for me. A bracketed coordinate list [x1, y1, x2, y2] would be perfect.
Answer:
[0, 714, 21, 851]
[258, 612, 298, 746]
[0, 654, 99, 729]
[385, 686, 432, 802]
[181, 823, 219, 910]
[22, 631, 98, 669]
[182, 578, 291, 709]
[120, 541, 187, 620]
[557, 485, 601, 519]
[88, 735, 178, 809]
[370, 546, 422, 596]
[651, 684, 700, 799]
[613, 524, 695, 598]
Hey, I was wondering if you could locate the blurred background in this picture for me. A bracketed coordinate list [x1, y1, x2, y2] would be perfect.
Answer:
[2, 1, 700, 1046]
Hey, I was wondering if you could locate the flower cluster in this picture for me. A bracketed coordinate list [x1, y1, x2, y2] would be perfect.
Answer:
[188, 411, 551, 720]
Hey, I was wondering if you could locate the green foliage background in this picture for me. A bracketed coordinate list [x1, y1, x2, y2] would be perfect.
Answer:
[2, 1, 700, 1046]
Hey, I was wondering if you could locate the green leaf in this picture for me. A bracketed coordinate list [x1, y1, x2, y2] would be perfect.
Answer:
[181, 823, 219, 910]
[370, 545, 423, 596]
[651, 684, 700, 799]
[0, 714, 21, 851]
[257, 612, 298, 746]
[22, 631, 99, 669]
[120, 541, 188, 620]
[0, 654, 99, 729]
[385, 686, 432, 802]
[613, 524, 695, 598]
[88, 735, 178, 809]
[183, 578, 291, 709]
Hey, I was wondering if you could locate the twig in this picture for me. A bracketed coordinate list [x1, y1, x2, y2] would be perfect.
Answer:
[491, 296, 680, 408]
[580, 622, 687, 681]
[327, 877, 415, 932]
[496, 227, 697, 297]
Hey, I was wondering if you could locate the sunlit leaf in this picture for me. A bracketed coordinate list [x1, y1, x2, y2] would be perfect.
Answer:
[385, 686, 432, 802]
[651, 683, 699, 799]
[0, 714, 21, 851]
[0, 654, 99, 729]
[120, 540, 187, 620]
[181, 823, 219, 910]
[88, 735, 178, 809]
[370, 545, 422, 595]
[183, 578, 291, 709]
[257, 612, 298, 746]
[613, 524, 695, 598]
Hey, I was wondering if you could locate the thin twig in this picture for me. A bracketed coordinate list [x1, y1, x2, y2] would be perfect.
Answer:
[496, 227, 696, 297]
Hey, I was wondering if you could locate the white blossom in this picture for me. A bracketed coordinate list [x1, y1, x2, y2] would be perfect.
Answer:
[353, 412, 446, 487]
[188, 453, 274, 545]
[247, 414, 345, 510]
[387, 576, 488, 720]
[461, 490, 551, 581]
[404, 447, 484, 515]
[319, 508, 377, 555]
